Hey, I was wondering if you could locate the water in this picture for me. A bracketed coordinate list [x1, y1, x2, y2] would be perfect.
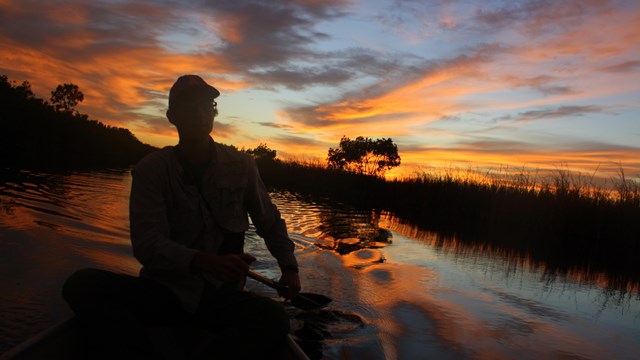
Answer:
[1, 169, 638, 359]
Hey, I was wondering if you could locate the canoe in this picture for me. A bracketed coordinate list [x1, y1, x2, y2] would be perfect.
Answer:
[0, 317, 310, 360]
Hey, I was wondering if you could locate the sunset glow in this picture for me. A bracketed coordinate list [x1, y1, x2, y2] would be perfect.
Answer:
[1, 0, 638, 181]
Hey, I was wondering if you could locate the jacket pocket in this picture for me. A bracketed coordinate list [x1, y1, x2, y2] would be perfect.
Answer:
[209, 186, 249, 233]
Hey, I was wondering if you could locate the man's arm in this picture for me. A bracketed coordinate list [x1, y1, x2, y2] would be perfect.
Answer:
[244, 158, 301, 298]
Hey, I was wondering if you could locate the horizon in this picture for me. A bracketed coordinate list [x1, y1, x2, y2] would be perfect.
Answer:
[1, 0, 639, 181]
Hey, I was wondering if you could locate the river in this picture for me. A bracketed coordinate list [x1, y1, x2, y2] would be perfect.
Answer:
[0, 168, 638, 359]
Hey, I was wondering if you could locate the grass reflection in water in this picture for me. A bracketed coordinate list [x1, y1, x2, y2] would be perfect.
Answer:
[267, 190, 639, 359]
[1, 169, 639, 359]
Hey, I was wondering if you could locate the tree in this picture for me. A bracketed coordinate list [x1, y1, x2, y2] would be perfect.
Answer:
[245, 143, 277, 162]
[1, 74, 156, 169]
[327, 136, 401, 176]
[15, 80, 35, 100]
[1, 76, 35, 100]
[50, 83, 84, 113]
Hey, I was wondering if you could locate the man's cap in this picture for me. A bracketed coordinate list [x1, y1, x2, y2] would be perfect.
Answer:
[169, 75, 220, 107]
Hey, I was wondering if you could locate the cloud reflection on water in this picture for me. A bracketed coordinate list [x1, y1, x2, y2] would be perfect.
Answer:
[271, 194, 639, 359]
[1, 170, 639, 358]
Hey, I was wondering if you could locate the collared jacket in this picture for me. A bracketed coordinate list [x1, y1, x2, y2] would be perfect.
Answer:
[129, 140, 297, 312]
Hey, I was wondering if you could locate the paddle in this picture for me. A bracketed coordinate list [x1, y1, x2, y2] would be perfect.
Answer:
[247, 270, 332, 311]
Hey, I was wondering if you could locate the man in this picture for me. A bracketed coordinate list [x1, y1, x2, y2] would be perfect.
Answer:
[63, 75, 301, 359]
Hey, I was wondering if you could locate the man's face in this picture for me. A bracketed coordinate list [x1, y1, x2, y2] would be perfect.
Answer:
[169, 97, 218, 142]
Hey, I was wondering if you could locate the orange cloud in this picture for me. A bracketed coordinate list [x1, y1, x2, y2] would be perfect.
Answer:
[1, 0, 638, 185]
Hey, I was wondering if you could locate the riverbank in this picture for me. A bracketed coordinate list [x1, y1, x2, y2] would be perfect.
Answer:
[255, 158, 640, 291]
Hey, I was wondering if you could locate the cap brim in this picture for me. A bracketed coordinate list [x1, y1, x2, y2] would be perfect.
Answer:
[207, 84, 221, 99]
[193, 84, 220, 99]
[171, 85, 220, 105]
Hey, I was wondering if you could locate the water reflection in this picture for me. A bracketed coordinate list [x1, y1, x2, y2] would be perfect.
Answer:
[378, 211, 640, 299]
[314, 207, 392, 255]
[1, 169, 132, 243]
[0, 169, 140, 353]
[269, 195, 639, 359]
[1, 170, 639, 359]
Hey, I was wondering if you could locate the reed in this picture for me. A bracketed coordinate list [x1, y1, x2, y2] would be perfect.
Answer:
[256, 159, 640, 286]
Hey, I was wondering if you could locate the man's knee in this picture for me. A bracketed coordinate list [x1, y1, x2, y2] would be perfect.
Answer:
[62, 268, 100, 304]
[252, 297, 290, 338]
[62, 268, 130, 314]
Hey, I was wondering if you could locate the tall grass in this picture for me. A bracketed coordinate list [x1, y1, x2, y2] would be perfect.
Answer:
[256, 159, 640, 286]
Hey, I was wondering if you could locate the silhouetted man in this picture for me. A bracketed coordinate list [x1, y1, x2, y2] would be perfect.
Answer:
[63, 75, 301, 359]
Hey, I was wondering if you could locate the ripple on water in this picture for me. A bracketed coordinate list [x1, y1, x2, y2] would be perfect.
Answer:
[290, 308, 370, 360]
[343, 249, 385, 269]
[4, 179, 636, 359]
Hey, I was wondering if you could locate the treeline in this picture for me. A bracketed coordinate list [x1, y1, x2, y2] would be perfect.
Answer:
[0, 75, 156, 170]
[252, 156, 640, 288]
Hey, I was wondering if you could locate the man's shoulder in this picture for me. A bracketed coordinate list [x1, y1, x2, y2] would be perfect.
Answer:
[134, 146, 176, 173]
[213, 142, 251, 163]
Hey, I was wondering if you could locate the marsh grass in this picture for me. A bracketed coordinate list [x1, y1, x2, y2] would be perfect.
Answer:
[256, 159, 640, 287]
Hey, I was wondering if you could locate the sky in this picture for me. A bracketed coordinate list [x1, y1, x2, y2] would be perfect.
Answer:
[1, 0, 639, 181]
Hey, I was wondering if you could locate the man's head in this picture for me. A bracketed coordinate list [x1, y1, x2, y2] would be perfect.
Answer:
[168, 75, 220, 109]
[167, 75, 220, 142]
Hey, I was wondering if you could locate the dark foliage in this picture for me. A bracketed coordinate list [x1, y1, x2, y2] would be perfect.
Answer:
[327, 136, 400, 176]
[244, 143, 277, 162]
[0, 75, 157, 170]
[50, 83, 84, 113]
[256, 159, 640, 292]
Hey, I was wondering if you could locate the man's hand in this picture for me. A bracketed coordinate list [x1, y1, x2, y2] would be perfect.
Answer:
[192, 252, 256, 283]
[278, 270, 301, 299]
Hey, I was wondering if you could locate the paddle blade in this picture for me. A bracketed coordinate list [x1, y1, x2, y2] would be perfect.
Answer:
[291, 292, 332, 311]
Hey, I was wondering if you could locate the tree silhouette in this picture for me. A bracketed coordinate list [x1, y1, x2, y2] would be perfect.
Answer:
[15, 80, 36, 100]
[327, 136, 401, 176]
[50, 83, 84, 113]
[245, 143, 277, 162]
[1, 75, 156, 169]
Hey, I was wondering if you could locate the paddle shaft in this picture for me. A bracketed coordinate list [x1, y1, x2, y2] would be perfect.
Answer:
[246, 270, 331, 311]
[247, 270, 288, 292]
